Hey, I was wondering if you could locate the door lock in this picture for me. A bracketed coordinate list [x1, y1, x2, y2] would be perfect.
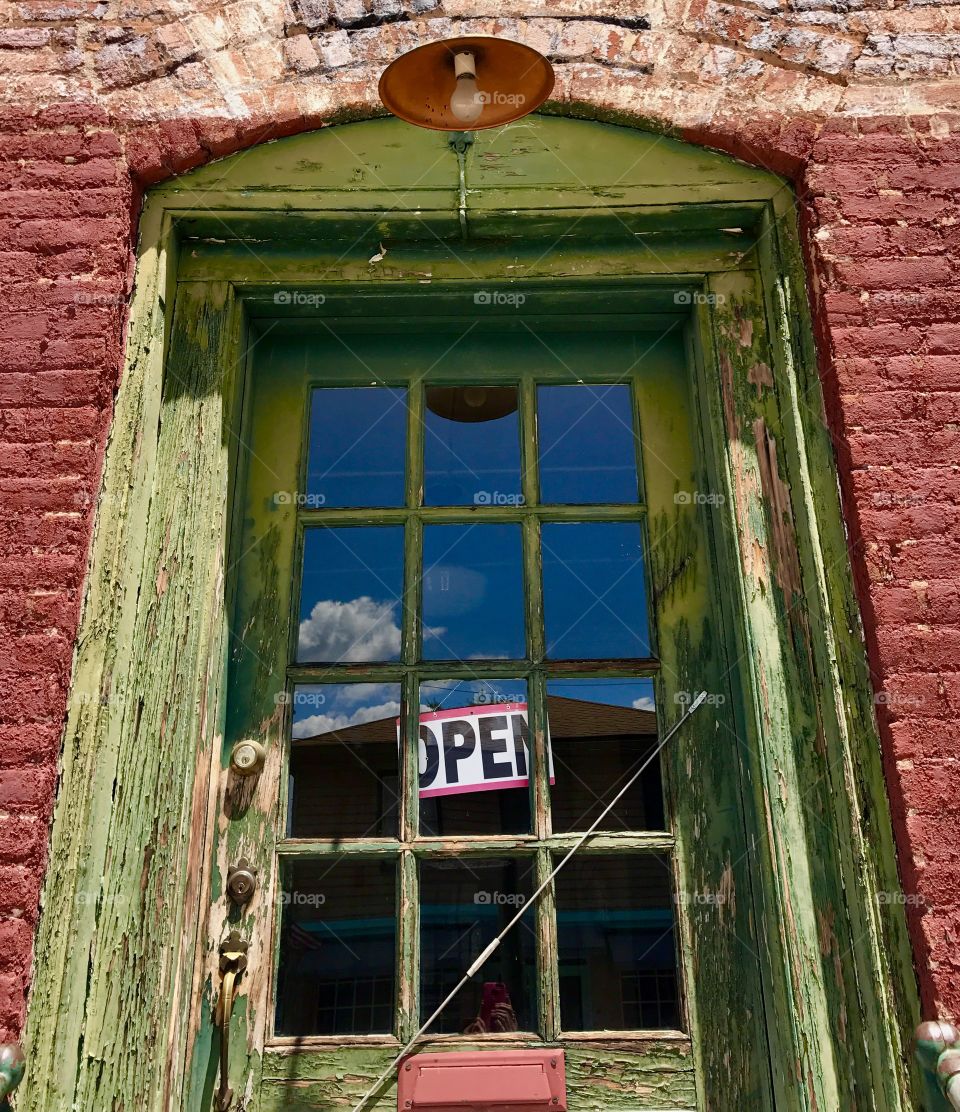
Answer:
[229, 739, 266, 777]
[226, 859, 258, 906]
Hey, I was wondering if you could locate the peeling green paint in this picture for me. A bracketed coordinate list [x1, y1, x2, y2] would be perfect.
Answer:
[19, 117, 918, 1112]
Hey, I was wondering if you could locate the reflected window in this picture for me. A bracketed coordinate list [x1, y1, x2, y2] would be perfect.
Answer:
[298, 526, 404, 663]
[307, 387, 407, 507]
[272, 361, 684, 1046]
[555, 854, 679, 1031]
[542, 522, 650, 659]
[287, 683, 403, 839]
[422, 524, 525, 660]
[420, 857, 536, 1034]
[417, 678, 531, 836]
[275, 858, 396, 1036]
[546, 679, 663, 832]
[424, 386, 521, 507]
[538, 385, 639, 504]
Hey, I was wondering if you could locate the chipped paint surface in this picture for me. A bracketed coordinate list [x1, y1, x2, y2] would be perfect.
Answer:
[20, 120, 918, 1112]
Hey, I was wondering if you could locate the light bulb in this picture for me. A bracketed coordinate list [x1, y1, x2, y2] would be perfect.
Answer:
[463, 387, 486, 408]
[450, 74, 483, 124]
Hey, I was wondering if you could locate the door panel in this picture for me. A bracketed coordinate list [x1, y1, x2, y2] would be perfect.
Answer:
[189, 321, 771, 1111]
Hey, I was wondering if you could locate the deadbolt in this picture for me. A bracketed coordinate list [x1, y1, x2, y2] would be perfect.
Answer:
[229, 739, 266, 777]
[226, 859, 257, 906]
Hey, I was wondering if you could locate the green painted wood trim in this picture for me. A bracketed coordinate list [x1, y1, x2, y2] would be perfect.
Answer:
[19, 198, 180, 1111]
[256, 1040, 697, 1111]
[18, 116, 918, 1112]
[18, 220, 245, 1109]
[756, 196, 920, 1102]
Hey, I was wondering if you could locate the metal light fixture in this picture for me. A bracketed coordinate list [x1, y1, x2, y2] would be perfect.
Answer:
[378, 36, 555, 132]
[425, 386, 518, 423]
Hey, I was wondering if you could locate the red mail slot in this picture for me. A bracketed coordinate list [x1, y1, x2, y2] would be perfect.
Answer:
[398, 1050, 567, 1112]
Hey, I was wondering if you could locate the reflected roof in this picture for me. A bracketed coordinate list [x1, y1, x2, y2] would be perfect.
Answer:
[293, 695, 657, 747]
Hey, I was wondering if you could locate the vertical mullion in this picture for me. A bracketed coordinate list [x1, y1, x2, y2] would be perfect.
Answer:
[521, 376, 544, 664]
[529, 669, 550, 841]
[403, 381, 424, 665]
[400, 671, 420, 842]
[519, 375, 539, 510]
[534, 845, 560, 1040]
[522, 374, 549, 842]
[397, 848, 419, 1041]
[406, 377, 424, 512]
[522, 374, 556, 1032]
[631, 374, 659, 662]
[399, 378, 423, 1040]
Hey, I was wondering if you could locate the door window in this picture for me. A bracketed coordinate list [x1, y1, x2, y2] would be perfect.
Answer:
[274, 379, 680, 1039]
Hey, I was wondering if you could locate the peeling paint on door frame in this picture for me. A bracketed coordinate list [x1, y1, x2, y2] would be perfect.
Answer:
[19, 117, 919, 1112]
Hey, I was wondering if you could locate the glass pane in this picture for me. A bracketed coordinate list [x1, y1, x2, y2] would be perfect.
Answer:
[555, 854, 679, 1031]
[287, 683, 403, 838]
[424, 385, 521, 507]
[298, 526, 404, 663]
[275, 857, 396, 1036]
[306, 387, 406, 507]
[420, 857, 537, 1034]
[541, 522, 650, 659]
[546, 679, 663, 833]
[417, 679, 531, 835]
[422, 524, 525, 660]
[538, 385, 639, 504]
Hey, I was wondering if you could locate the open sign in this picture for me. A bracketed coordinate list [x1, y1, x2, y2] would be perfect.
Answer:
[402, 703, 554, 798]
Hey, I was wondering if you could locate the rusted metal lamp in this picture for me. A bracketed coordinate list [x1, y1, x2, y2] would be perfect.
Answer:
[378, 36, 555, 132]
[425, 385, 518, 423]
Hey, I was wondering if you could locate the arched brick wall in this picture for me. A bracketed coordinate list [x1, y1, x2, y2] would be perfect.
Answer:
[1, 0, 958, 1044]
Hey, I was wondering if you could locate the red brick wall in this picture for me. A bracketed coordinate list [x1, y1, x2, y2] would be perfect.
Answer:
[801, 116, 960, 1020]
[0, 0, 958, 1047]
[0, 105, 135, 1041]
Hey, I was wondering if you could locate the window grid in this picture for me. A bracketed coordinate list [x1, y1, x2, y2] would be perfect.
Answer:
[277, 375, 679, 1043]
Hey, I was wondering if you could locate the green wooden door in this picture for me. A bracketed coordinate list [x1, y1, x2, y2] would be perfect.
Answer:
[188, 311, 772, 1111]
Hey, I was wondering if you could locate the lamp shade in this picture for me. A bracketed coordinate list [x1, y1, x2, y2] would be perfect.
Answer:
[425, 386, 519, 423]
[378, 36, 555, 132]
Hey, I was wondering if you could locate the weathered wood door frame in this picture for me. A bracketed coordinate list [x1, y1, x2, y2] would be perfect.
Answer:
[19, 117, 919, 1111]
